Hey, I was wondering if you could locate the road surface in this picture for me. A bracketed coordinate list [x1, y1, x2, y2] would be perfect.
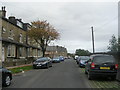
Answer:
[5, 59, 90, 88]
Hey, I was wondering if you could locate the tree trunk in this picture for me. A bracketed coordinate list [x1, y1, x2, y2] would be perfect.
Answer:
[42, 47, 46, 57]
[42, 50, 45, 57]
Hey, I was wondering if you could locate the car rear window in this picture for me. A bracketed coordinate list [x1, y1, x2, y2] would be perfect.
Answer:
[93, 56, 115, 63]
[80, 56, 89, 60]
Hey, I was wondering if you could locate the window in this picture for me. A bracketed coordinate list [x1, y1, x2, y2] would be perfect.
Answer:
[33, 49, 37, 57]
[7, 45, 11, 57]
[30, 48, 33, 57]
[27, 48, 31, 57]
[7, 45, 15, 57]
[27, 37, 30, 44]
[2, 27, 6, 34]
[8, 30, 14, 40]
[38, 50, 41, 57]
[17, 20, 23, 28]
[12, 45, 15, 57]
[19, 47, 22, 57]
[94, 56, 115, 64]
[19, 33, 23, 43]
[19, 47, 25, 58]
[24, 37, 26, 43]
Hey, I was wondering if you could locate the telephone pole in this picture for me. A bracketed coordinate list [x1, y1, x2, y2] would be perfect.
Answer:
[91, 26, 95, 53]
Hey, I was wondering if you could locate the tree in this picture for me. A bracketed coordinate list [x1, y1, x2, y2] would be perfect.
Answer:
[75, 49, 91, 56]
[27, 20, 60, 57]
[108, 35, 118, 52]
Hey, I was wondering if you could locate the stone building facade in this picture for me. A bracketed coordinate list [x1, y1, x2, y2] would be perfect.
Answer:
[0, 7, 42, 67]
[45, 46, 67, 58]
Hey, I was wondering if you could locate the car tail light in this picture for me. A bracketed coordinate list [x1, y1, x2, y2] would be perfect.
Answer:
[91, 62, 95, 69]
[115, 64, 118, 69]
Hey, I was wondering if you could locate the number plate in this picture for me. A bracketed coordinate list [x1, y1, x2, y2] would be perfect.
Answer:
[100, 67, 110, 69]
[37, 65, 41, 66]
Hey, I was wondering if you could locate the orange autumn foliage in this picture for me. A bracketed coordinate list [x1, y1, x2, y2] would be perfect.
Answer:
[27, 20, 60, 57]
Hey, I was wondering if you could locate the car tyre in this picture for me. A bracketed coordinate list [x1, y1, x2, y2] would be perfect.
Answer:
[3, 75, 11, 87]
[33, 66, 36, 69]
[88, 72, 92, 80]
[111, 76, 116, 81]
[46, 64, 49, 68]
[85, 70, 87, 74]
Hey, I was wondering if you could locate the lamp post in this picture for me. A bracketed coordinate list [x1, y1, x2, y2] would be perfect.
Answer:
[91, 26, 95, 53]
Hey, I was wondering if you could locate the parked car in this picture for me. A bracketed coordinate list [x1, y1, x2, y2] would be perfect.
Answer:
[0, 66, 12, 87]
[52, 57, 61, 63]
[78, 56, 90, 68]
[85, 54, 118, 80]
[33, 57, 52, 69]
[76, 56, 80, 64]
[59, 56, 65, 61]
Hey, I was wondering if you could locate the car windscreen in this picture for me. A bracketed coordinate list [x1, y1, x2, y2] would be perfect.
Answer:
[36, 57, 48, 61]
[93, 56, 115, 63]
[53, 57, 59, 59]
[80, 56, 89, 60]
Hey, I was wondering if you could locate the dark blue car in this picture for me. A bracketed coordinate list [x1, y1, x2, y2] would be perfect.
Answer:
[78, 56, 90, 68]
[59, 56, 65, 61]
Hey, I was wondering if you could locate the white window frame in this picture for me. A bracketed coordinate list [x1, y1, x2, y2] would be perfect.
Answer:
[8, 30, 14, 40]
[19, 33, 23, 43]
[12, 45, 15, 57]
[19, 47, 25, 58]
[7, 45, 11, 57]
[2, 27, 6, 34]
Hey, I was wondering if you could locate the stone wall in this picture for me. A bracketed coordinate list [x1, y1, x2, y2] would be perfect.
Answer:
[2, 57, 36, 67]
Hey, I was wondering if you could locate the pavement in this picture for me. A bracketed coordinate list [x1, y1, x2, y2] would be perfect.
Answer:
[6, 64, 32, 69]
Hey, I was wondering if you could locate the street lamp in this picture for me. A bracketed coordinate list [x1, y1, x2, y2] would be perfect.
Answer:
[91, 26, 95, 53]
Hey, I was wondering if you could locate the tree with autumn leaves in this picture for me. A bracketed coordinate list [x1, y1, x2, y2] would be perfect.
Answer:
[27, 20, 60, 57]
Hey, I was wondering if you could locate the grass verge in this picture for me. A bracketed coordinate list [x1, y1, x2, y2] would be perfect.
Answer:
[9, 65, 33, 74]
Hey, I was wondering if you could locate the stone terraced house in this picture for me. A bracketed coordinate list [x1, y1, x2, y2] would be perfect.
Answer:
[45, 46, 67, 58]
[0, 7, 42, 67]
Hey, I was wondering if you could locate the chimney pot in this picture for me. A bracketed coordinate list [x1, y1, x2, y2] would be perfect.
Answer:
[2, 7, 3, 10]
[3, 6, 5, 11]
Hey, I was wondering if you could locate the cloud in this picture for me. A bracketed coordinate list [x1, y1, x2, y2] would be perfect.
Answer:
[2, 2, 118, 53]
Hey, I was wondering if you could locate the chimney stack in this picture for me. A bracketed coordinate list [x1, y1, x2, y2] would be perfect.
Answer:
[0, 6, 6, 18]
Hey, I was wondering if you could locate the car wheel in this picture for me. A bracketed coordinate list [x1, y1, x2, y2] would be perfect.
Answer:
[33, 66, 36, 69]
[3, 75, 11, 87]
[46, 64, 49, 68]
[88, 72, 92, 80]
[111, 76, 116, 81]
[79, 65, 81, 67]
[85, 70, 87, 74]
[50, 64, 52, 67]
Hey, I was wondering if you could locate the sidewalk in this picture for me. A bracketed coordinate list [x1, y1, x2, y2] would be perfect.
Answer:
[6, 63, 32, 69]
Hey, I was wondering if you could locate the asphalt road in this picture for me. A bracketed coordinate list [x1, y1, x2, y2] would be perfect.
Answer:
[5, 59, 91, 88]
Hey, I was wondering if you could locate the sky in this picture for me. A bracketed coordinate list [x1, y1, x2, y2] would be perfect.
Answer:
[1, 0, 119, 53]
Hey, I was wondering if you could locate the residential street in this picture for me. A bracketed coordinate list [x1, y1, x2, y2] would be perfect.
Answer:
[5, 59, 90, 88]
[3, 59, 120, 88]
